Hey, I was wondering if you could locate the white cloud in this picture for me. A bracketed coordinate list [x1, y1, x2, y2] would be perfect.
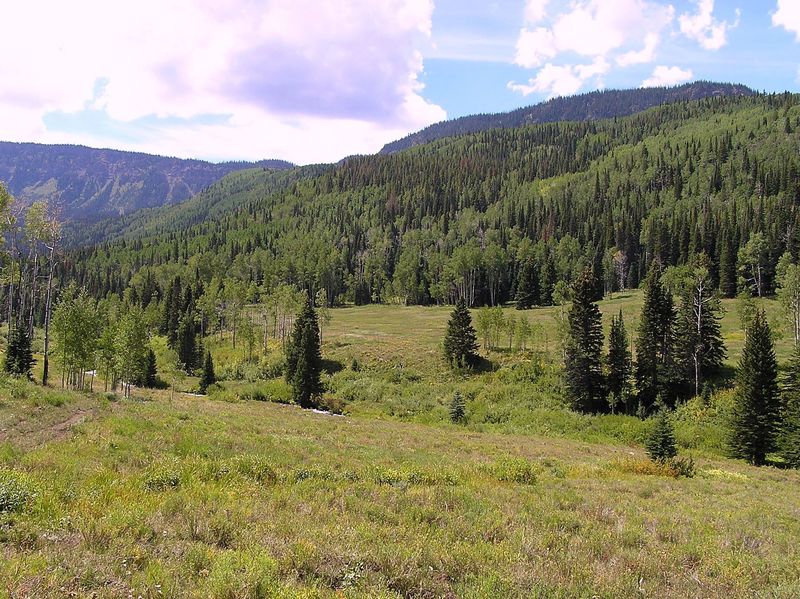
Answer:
[0, 0, 445, 164]
[773, 0, 800, 41]
[679, 0, 740, 50]
[509, 57, 610, 98]
[511, 0, 674, 98]
[515, 27, 558, 68]
[617, 33, 660, 67]
[524, 0, 550, 24]
[641, 65, 693, 87]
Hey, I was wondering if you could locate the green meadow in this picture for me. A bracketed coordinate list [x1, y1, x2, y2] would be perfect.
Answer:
[2, 292, 800, 597]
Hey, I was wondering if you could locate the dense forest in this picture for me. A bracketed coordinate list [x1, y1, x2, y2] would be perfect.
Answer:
[57, 92, 800, 312]
[380, 81, 753, 153]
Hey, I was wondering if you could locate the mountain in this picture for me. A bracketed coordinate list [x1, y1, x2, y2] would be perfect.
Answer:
[0, 141, 293, 219]
[65, 91, 800, 309]
[380, 81, 754, 154]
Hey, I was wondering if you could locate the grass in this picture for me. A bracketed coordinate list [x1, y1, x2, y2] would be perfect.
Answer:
[0, 376, 799, 597]
[2, 294, 799, 595]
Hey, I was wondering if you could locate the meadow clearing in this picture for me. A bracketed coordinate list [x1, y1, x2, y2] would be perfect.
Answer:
[1, 292, 799, 597]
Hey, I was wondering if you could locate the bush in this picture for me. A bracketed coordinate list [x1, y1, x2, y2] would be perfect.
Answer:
[488, 457, 539, 485]
[259, 353, 286, 379]
[0, 470, 35, 513]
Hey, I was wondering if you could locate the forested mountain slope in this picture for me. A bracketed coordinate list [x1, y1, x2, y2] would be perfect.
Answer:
[380, 81, 753, 154]
[64, 93, 800, 309]
[66, 164, 329, 246]
[0, 141, 293, 219]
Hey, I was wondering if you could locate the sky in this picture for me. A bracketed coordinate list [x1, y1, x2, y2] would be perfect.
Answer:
[1, 0, 799, 165]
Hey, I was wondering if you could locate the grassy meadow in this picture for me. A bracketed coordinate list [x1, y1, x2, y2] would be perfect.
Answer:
[2, 292, 800, 596]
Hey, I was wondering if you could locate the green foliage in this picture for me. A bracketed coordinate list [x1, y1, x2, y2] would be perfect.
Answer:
[645, 409, 678, 463]
[198, 351, 216, 394]
[0, 469, 34, 513]
[564, 269, 605, 413]
[636, 263, 677, 413]
[488, 457, 539, 484]
[779, 345, 800, 468]
[606, 310, 632, 413]
[286, 298, 323, 408]
[728, 310, 780, 465]
[443, 299, 479, 369]
[448, 391, 466, 423]
[4, 327, 34, 378]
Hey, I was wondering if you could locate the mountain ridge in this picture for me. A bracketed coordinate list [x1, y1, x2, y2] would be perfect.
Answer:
[380, 81, 754, 154]
[0, 141, 293, 219]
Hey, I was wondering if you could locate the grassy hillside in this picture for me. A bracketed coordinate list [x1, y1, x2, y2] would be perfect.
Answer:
[2, 376, 799, 597]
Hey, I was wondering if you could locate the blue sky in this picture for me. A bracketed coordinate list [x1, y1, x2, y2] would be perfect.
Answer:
[0, 1, 798, 164]
[426, 0, 800, 119]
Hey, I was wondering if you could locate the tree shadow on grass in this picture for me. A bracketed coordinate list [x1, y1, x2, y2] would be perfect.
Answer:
[321, 358, 344, 375]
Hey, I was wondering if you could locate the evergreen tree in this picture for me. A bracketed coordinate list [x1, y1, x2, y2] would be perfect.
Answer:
[564, 268, 605, 413]
[538, 254, 556, 306]
[176, 314, 198, 372]
[4, 326, 34, 378]
[199, 350, 216, 394]
[728, 309, 780, 465]
[515, 257, 539, 309]
[635, 263, 677, 414]
[142, 348, 157, 388]
[718, 229, 737, 298]
[779, 345, 800, 468]
[287, 297, 323, 408]
[443, 299, 479, 369]
[449, 391, 466, 423]
[645, 407, 678, 462]
[606, 310, 633, 413]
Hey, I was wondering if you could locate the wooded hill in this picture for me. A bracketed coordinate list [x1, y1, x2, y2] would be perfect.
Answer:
[380, 81, 753, 154]
[61, 91, 799, 311]
[0, 141, 293, 219]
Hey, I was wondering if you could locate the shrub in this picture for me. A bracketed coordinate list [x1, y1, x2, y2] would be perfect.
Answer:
[0, 470, 35, 513]
[488, 457, 539, 484]
[668, 456, 696, 478]
[645, 409, 677, 462]
[259, 353, 286, 379]
[449, 391, 466, 424]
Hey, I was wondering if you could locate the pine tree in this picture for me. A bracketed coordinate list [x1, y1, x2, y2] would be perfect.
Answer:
[515, 257, 539, 309]
[606, 310, 633, 414]
[635, 263, 677, 414]
[177, 314, 198, 372]
[142, 349, 157, 388]
[287, 297, 323, 408]
[4, 326, 34, 378]
[718, 229, 737, 298]
[564, 268, 605, 413]
[779, 345, 800, 468]
[645, 407, 678, 462]
[199, 350, 216, 394]
[443, 299, 479, 369]
[538, 254, 556, 306]
[449, 391, 466, 423]
[728, 309, 780, 465]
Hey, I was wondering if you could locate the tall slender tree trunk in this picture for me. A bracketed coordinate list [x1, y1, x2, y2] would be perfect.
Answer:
[42, 246, 56, 386]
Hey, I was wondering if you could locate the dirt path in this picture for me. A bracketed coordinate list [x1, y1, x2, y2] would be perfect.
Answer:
[0, 402, 105, 449]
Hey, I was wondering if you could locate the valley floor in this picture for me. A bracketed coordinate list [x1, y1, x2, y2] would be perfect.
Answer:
[1, 380, 799, 598]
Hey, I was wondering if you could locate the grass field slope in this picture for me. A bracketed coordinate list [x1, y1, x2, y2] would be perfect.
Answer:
[1, 377, 799, 598]
[3, 294, 800, 596]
